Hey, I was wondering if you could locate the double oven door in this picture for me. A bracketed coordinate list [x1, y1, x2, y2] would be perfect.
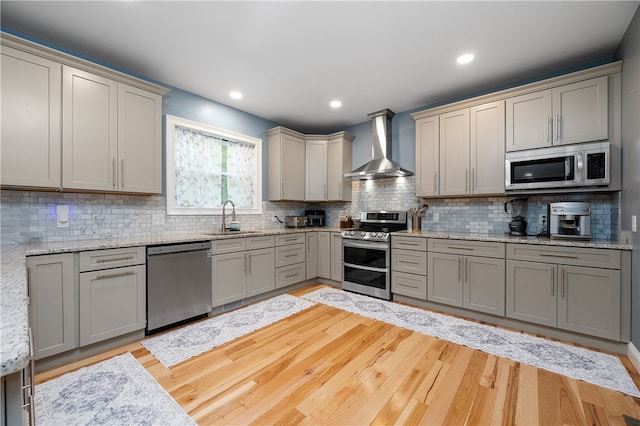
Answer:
[342, 238, 391, 300]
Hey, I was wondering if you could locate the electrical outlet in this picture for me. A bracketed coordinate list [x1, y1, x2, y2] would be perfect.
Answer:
[432, 213, 439, 222]
[632, 215, 637, 233]
[538, 214, 546, 225]
[56, 205, 69, 228]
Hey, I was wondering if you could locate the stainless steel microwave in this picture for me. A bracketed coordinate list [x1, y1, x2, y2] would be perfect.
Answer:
[505, 142, 610, 191]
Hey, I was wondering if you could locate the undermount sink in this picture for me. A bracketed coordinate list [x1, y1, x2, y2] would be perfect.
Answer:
[201, 230, 263, 237]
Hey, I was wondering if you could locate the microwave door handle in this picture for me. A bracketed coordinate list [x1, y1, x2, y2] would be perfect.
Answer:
[576, 153, 584, 182]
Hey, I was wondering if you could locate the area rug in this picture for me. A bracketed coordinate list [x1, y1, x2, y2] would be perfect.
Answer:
[35, 352, 194, 426]
[142, 294, 316, 367]
[303, 287, 640, 398]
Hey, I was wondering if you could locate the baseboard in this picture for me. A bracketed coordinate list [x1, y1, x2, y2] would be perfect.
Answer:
[628, 342, 640, 374]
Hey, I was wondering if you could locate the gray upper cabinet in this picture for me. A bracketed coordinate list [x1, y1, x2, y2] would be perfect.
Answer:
[506, 76, 608, 152]
[1, 46, 62, 189]
[414, 101, 505, 197]
[268, 127, 306, 201]
[63, 67, 163, 193]
[327, 133, 354, 201]
[1, 34, 167, 194]
[27, 254, 76, 360]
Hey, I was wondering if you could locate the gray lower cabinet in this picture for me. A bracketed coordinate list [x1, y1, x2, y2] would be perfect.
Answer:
[506, 260, 621, 340]
[2, 356, 35, 426]
[212, 236, 275, 306]
[306, 232, 318, 279]
[317, 231, 331, 279]
[427, 239, 505, 316]
[275, 233, 306, 288]
[246, 247, 275, 297]
[79, 247, 146, 346]
[391, 236, 427, 299]
[506, 243, 622, 341]
[26, 253, 76, 359]
[330, 232, 342, 282]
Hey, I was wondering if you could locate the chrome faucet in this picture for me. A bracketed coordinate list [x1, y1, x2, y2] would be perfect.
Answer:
[221, 200, 236, 232]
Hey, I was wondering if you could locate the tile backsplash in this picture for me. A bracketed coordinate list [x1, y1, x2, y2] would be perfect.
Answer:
[0, 177, 619, 244]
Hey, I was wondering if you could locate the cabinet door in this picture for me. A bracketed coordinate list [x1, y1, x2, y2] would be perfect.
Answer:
[305, 139, 327, 201]
[212, 252, 246, 307]
[79, 264, 145, 346]
[415, 116, 439, 197]
[282, 133, 305, 200]
[27, 254, 75, 359]
[246, 248, 275, 297]
[427, 252, 463, 307]
[506, 260, 556, 327]
[330, 232, 343, 282]
[552, 76, 608, 146]
[558, 265, 620, 340]
[463, 256, 506, 316]
[63, 66, 118, 191]
[317, 231, 331, 279]
[118, 84, 162, 193]
[439, 109, 470, 196]
[470, 101, 505, 195]
[306, 232, 318, 279]
[1, 46, 62, 188]
[506, 90, 552, 151]
[327, 135, 353, 201]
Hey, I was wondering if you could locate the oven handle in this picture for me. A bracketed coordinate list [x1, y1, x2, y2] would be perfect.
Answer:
[343, 262, 388, 273]
[342, 240, 389, 251]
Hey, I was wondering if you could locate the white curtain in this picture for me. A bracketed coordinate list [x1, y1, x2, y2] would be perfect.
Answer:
[174, 126, 222, 208]
[227, 140, 257, 209]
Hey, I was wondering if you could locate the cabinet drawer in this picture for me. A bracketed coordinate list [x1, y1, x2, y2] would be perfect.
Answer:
[210, 238, 246, 255]
[428, 239, 505, 258]
[506, 244, 620, 269]
[392, 271, 427, 300]
[392, 249, 427, 275]
[276, 263, 306, 288]
[79, 246, 145, 272]
[276, 233, 306, 246]
[246, 236, 274, 250]
[276, 243, 306, 267]
[392, 236, 427, 251]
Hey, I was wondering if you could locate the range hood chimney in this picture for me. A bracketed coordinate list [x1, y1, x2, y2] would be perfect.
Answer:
[344, 109, 413, 180]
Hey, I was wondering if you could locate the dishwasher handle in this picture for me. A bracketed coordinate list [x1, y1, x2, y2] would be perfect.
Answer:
[147, 241, 211, 256]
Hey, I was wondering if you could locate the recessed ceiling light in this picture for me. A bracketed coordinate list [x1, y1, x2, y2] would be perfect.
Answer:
[230, 91, 243, 99]
[457, 53, 474, 65]
[330, 100, 342, 108]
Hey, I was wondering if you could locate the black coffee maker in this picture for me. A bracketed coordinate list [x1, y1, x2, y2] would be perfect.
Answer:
[504, 198, 528, 236]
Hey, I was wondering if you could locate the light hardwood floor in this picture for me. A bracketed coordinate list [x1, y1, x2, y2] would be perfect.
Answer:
[37, 284, 640, 425]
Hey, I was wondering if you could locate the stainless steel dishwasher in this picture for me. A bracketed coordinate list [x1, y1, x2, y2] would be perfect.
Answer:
[146, 241, 212, 333]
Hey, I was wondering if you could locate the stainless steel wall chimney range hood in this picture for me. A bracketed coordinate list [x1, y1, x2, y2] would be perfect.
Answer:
[344, 109, 413, 180]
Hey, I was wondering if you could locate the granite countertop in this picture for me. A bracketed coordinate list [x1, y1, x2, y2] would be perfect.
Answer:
[0, 226, 337, 376]
[0, 226, 630, 376]
[393, 230, 632, 250]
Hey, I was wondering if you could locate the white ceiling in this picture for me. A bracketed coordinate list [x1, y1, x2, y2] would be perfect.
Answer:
[1, 1, 638, 133]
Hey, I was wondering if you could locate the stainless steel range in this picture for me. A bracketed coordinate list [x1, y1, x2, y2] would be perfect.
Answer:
[341, 211, 407, 300]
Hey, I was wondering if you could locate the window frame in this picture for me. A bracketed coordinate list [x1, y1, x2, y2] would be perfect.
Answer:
[165, 114, 262, 216]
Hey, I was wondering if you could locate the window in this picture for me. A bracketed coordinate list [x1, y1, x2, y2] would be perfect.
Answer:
[166, 115, 262, 215]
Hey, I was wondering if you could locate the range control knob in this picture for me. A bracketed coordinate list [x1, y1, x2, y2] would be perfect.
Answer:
[361, 231, 367, 237]
[349, 231, 355, 236]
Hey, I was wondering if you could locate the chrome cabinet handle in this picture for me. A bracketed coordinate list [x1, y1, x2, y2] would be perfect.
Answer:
[464, 257, 468, 282]
[538, 253, 578, 259]
[121, 159, 125, 188]
[560, 267, 565, 298]
[97, 256, 135, 263]
[434, 173, 437, 194]
[112, 158, 116, 188]
[458, 257, 462, 282]
[447, 246, 474, 251]
[96, 270, 135, 280]
[547, 117, 552, 142]
[26, 267, 31, 305]
[472, 168, 475, 193]
[555, 114, 560, 141]
[551, 268, 555, 296]
[465, 169, 469, 192]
